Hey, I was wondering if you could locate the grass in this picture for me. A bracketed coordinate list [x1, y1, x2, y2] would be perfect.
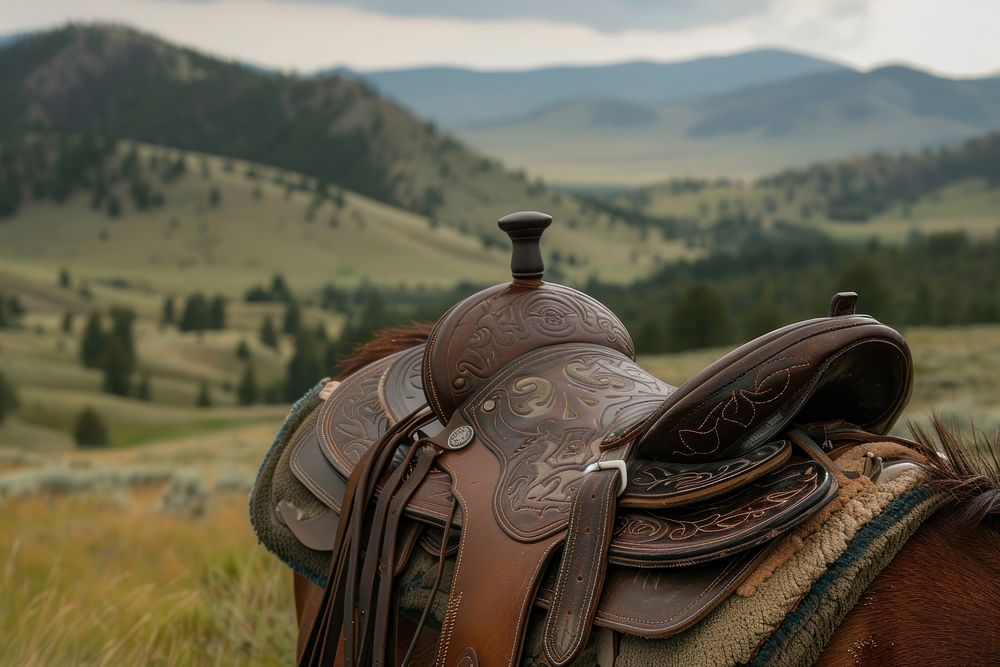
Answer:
[0, 142, 694, 290]
[609, 176, 1000, 245]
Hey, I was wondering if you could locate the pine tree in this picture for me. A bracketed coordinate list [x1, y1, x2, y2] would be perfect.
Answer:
[101, 337, 133, 396]
[282, 301, 301, 335]
[286, 329, 321, 400]
[179, 293, 209, 332]
[271, 274, 291, 302]
[196, 379, 212, 408]
[667, 284, 731, 351]
[58, 268, 71, 289]
[74, 406, 110, 447]
[236, 339, 251, 360]
[61, 311, 74, 334]
[0, 370, 19, 423]
[835, 259, 892, 320]
[237, 363, 258, 406]
[208, 295, 227, 330]
[80, 312, 105, 368]
[108, 307, 137, 374]
[161, 295, 176, 327]
[259, 315, 278, 349]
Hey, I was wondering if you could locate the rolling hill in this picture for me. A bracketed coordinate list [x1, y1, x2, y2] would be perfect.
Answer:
[0, 25, 693, 284]
[351, 49, 845, 127]
[601, 132, 1000, 247]
[458, 66, 1000, 185]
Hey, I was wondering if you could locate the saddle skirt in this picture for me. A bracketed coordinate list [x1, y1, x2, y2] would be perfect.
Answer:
[251, 211, 914, 667]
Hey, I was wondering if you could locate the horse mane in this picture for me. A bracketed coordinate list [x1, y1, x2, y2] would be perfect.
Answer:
[909, 417, 1000, 527]
[333, 322, 434, 380]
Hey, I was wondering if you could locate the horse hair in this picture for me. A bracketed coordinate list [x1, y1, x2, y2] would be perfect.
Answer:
[909, 416, 1000, 528]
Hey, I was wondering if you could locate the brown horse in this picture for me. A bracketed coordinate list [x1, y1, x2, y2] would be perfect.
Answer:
[292, 323, 1000, 666]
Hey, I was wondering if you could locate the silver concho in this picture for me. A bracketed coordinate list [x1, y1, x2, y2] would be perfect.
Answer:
[446, 425, 475, 450]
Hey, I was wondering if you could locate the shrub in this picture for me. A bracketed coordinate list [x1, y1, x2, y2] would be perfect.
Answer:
[74, 406, 110, 447]
[160, 470, 210, 518]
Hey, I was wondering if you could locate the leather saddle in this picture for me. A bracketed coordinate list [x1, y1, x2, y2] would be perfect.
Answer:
[283, 211, 913, 666]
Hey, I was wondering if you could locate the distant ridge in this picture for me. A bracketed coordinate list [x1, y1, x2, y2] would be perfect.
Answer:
[352, 49, 847, 126]
[458, 65, 1000, 185]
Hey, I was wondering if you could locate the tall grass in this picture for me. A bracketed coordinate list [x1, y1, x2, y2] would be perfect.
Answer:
[0, 489, 296, 665]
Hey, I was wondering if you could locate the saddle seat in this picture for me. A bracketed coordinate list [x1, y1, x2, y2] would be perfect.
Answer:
[278, 212, 912, 667]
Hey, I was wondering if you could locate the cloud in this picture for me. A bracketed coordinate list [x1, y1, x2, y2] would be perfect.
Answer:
[1, 0, 998, 76]
[307, 0, 771, 33]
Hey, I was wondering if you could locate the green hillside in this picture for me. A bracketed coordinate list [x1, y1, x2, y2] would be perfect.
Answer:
[600, 133, 1000, 249]
[0, 24, 681, 274]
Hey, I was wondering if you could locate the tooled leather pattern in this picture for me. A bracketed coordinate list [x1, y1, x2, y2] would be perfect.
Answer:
[628, 440, 786, 497]
[674, 356, 810, 458]
[426, 283, 635, 420]
[611, 462, 822, 559]
[462, 343, 671, 542]
[379, 344, 427, 422]
[317, 354, 393, 475]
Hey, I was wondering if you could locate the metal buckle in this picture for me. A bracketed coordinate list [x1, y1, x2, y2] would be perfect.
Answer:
[583, 459, 628, 497]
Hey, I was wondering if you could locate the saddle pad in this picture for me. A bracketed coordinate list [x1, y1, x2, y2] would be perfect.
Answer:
[391, 467, 940, 665]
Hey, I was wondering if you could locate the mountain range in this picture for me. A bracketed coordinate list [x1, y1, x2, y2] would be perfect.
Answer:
[350, 50, 846, 127]
[355, 54, 1000, 185]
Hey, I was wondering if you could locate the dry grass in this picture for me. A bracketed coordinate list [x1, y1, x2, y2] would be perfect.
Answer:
[0, 486, 295, 666]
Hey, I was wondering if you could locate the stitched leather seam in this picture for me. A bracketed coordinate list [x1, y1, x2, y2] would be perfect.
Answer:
[596, 556, 741, 629]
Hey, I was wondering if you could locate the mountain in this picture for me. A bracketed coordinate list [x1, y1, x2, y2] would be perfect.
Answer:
[458, 66, 1000, 185]
[0, 25, 687, 284]
[353, 50, 846, 127]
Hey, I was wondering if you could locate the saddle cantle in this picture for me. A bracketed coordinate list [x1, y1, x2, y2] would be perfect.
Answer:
[279, 211, 913, 667]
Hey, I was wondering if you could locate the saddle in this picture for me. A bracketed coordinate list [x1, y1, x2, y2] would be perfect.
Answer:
[276, 212, 913, 666]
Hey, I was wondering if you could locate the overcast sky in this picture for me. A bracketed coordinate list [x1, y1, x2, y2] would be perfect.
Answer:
[3, 0, 998, 76]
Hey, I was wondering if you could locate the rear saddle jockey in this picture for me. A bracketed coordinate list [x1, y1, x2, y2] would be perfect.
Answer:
[258, 211, 914, 666]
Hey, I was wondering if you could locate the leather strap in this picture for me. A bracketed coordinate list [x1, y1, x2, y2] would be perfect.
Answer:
[543, 468, 620, 665]
[434, 440, 563, 667]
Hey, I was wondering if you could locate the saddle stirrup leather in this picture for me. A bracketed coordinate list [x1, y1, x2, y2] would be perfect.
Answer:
[291, 210, 914, 667]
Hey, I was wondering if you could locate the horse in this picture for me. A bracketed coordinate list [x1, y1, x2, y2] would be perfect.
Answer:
[286, 322, 999, 666]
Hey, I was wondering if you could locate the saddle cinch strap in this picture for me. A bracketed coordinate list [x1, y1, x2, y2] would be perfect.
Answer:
[289, 211, 912, 667]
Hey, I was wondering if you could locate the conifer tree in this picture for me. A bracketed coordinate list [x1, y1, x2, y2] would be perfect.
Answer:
[236, 339, 251, 360]
[237, 363, 258, 406]
[282, 301, 301, 335]
[259, 315, 278, 349]
[179, 293, 209, 332]
[286, 329, 321, 400]
[61, 311, 74, 334]
[108, 307, 137, 373]
[196, 379, 212, 408]
[667, 284, 731, 351]
[208, 295, 227, 330]
[74, 406, 110, 447]
[80, 312, 105, 368]
[101, 337, 133, 396]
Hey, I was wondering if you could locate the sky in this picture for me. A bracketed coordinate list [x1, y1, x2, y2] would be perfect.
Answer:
[2, 0, 998, 76]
